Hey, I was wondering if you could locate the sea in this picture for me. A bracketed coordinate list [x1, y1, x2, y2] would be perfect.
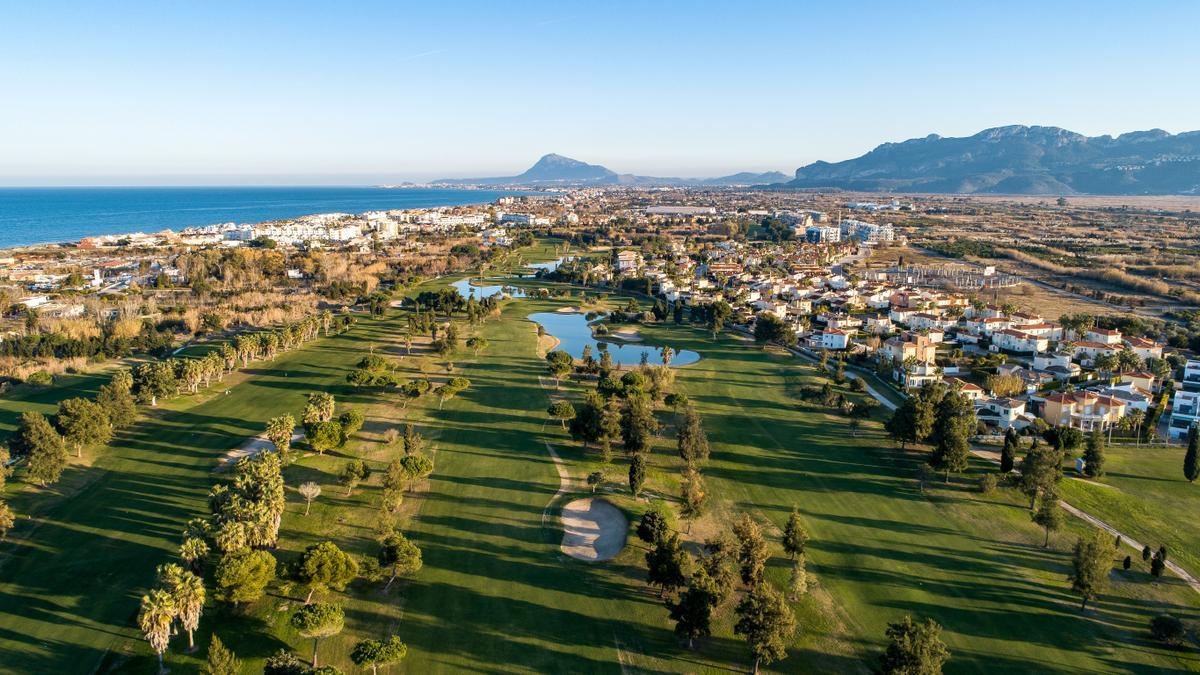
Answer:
[0, 186, 533, 249]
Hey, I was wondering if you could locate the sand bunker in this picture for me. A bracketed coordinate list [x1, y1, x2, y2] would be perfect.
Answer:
[607, 328, 642, 342]
[217, 431, 301, 471]
[560, 498, 627, 561]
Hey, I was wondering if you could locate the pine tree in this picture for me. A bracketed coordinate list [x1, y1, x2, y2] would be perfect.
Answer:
[1184, 425, 1199, 483]
[1000, 427, 1018, 473]
[629, 453, 646, 497]
[1083, 430, 1106, 478]
[781, 507, 808, 560]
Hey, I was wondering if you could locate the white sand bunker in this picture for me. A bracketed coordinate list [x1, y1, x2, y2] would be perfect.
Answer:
[216, 431, 301, 471]
[560, 498, 627, 561]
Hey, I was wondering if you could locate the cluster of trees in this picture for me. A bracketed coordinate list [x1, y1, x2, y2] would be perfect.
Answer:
[1, 369, 141, 533]
[640, 510, 798, 672]
[138, 409, 428, 670]
[302, 393, 366, 455]
[885, 382, 978, 483]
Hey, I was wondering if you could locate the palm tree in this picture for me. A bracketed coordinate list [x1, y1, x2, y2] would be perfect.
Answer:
[138, 589, 175, 673]
[172, 571, 205, 652]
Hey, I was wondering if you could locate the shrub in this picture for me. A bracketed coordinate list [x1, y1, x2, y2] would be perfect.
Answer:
[26, 370, 53, 386]
[978, 474, 998, 494]
[1150, 614, 1186, 645]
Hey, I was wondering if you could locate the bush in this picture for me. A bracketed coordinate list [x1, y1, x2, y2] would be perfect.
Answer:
[26, 370, 54, 386]
[1150, 614, 1186, 645]
[978, 473, 998, 494]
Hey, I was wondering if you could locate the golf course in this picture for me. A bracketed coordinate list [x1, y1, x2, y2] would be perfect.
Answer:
[1, 253, 1198, 674]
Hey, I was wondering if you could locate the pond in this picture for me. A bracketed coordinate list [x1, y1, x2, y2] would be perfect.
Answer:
[528, 311, 700, 367]
[451, 277, 529, 300]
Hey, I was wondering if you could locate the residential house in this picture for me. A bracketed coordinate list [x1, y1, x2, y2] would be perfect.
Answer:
[1041, 391, 1128, 431]
[993, 329, 1049, 353]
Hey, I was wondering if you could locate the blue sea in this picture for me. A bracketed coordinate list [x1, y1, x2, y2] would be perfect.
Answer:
[0, 186, 531, 249]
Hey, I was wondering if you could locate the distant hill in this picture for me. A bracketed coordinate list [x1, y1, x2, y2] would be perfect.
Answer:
[778, 125, 1200, 195]
[433, 154, 785, 187]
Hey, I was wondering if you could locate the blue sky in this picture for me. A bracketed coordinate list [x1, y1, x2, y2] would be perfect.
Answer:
[1, 1, 1197, 185]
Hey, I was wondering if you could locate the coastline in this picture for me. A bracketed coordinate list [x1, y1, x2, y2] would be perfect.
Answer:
[0, 186, 539, 251]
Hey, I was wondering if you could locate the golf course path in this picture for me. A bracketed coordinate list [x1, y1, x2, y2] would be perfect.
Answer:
[1059, 500, 1200, 594]
[967, 447, 1200, 594]
[542, 442, 570, 526]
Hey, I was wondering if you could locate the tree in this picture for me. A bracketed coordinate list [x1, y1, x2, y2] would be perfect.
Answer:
[159, 563, 205, 651]
[547, 400, 576, 430]
[1019, 442, 1062, 510]
[782, 507, 809, 560]
[134, 361, 177, 406]
[1070, 529, 1112, 610]
[97, 375, 138, 429]
[679, 467, 707, 532]
[290, 603, 345, 667]
[298, 481, 322, 516]
[264, 649, 308, 675]
[379, 532, 422, 591]
[1151, 550, 1167, 579]
[928, 390, 974, 482]
[202, 634, 242, 675]
[435, 377, 470, 409]
[645, 531, 689, 598]
[17, 412, 68, 487]
[466, 336, 489, 356]
[297, 541, 359, 604]
[339, 459, 369, 495]
[214, 549, 275, 605]
[734, 583, 797, 674]
[676, 405, 711, 466]
[335, 409, 363, 444]
[307, 421, 344, 455]
[637, 509, 670, 546]
[0, 500, 14, 541]
[138, 589, 175, 673]
[753, 313, 796, 347]
[54, 397, 111, 458]
[879, 615, 950, 675]
[732, 514, 769, 587]
[668, 567, 719, 649]
[398, 454, 434, 491]
[628, 453, 646, 496]
[1000, 427, 1018, 474]
[304, 392, 336, 425]
[1150, 615, 1186, 645]
[351, 636, 408, 675]
[180, 536, 209, 571]
[586, 470, 604, 493]
[266, 414, 297, 457]
[788, 557, 808, 600]
[1082, 430, 1106, 478]
[1032, 490, 1064, 547]
[1184, 425, 1200, 483]
[546, 350, 573, 388]
[621, 394, 659, 455]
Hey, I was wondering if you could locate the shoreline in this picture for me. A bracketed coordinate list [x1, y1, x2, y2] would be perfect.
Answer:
[0, 186, 539, 252]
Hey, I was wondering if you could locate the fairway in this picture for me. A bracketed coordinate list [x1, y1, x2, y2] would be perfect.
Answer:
[1, 274, 1198, 674]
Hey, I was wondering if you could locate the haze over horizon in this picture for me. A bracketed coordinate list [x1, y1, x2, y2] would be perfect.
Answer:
[3, 0, 1199, 186]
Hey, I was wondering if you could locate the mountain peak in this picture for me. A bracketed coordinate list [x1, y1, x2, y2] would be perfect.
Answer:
[785, 125, 1200, 195]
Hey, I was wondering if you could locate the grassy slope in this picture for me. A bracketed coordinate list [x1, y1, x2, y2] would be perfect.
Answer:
[1058, 444, 1200, 575]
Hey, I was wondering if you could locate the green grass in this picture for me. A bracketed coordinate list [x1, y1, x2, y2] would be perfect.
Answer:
[1058, 443, 1200, 575]
[1, 264, 1198, 673]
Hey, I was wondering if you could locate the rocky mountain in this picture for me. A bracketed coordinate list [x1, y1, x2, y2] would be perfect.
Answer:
[779, 125, 1200, 195]
[433, 154, 785, 187]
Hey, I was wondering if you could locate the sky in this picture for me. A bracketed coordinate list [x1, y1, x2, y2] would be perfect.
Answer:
[1, 0, 1198, 185]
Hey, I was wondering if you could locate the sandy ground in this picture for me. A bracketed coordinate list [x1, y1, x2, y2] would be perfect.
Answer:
[217, 431, 302, 471]
[560, 497, 627, 562]
[607, 328, 642, 342]
[555, 306, 580, 313]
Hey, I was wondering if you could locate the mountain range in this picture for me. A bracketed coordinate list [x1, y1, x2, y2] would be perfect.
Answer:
[432, 154, 788, 188]
[778, 125, 1200, 195]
